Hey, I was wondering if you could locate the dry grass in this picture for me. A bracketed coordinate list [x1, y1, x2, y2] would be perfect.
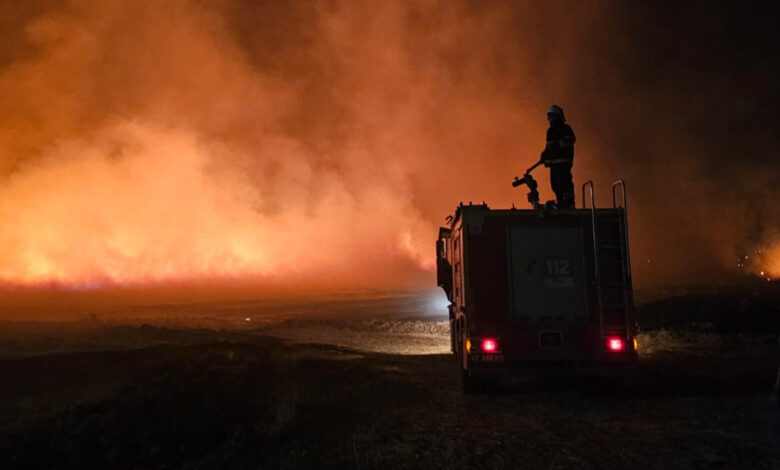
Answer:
[637, 328, 777, 355]
[637, 329, 729, 354]
[0, 323, 778, 469]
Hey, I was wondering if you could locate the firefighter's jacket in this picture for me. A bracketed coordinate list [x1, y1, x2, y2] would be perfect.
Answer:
[542, 123, 576, 167]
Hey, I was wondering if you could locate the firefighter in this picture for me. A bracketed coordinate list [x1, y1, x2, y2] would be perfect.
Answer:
[529, 104, 576, 209]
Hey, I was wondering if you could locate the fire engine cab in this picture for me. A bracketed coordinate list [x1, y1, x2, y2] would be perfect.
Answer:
[436, 179, 638, 393]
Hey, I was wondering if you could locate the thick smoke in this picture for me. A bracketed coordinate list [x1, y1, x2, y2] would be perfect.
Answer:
[0, 0, 777, 301]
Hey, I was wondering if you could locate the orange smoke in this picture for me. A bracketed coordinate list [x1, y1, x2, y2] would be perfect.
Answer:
[0, 0, 448, 290]
[0, 120, 434, 287]
[0, 1, 777, 298]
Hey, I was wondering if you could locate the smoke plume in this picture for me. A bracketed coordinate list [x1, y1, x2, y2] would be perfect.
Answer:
[0, 1, 777, 301]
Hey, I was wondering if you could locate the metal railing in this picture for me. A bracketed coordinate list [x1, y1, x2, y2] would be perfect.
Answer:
[611, 180, 631, 278]
[611, 180, 632, 342]
[581, 180, 603, 338]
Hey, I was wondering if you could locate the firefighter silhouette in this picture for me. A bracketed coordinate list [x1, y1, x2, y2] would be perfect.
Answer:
[530, 104, 576, 209]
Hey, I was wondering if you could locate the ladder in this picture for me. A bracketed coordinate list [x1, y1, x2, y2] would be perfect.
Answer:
[581, 180, 632, 341]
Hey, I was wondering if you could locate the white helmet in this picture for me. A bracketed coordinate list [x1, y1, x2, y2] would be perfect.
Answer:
[547, 104, 564, 116]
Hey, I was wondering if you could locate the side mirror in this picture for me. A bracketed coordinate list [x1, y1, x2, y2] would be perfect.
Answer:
[436, 239, 453, 299]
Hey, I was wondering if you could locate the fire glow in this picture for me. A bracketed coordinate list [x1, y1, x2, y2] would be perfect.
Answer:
[0, 0, 552, 293]
[1, 1, 777, 296]
[758, 242, 780, 280]
[0, 0, 463, 291]
[0, 122, 433, 287]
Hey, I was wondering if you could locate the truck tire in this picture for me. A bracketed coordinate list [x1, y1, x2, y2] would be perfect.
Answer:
[453, 317, 480, 394]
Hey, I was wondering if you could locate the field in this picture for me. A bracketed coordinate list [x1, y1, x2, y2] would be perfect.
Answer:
[1, 289, 779, 469]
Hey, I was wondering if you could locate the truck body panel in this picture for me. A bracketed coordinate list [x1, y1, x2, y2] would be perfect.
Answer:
[438, 201, 637, 391]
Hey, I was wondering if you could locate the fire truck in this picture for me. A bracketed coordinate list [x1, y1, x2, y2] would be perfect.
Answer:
[436, 177, 638, 393]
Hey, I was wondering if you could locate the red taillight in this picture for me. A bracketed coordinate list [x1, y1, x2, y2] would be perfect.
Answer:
[481, 338, 498, 353]
[606, 337, 625, 352]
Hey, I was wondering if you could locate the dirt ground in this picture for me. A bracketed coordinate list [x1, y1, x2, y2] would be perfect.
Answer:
[0, 318, 778, 469]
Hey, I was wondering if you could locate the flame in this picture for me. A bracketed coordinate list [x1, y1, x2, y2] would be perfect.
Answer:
[0, 121, 434, 288]
[0, 1, 454, 292]
[760, 241, 780, 280]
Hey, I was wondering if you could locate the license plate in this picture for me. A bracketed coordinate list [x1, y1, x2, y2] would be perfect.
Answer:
[539, 331, 562, 348]
[472, 353, 505, 363]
